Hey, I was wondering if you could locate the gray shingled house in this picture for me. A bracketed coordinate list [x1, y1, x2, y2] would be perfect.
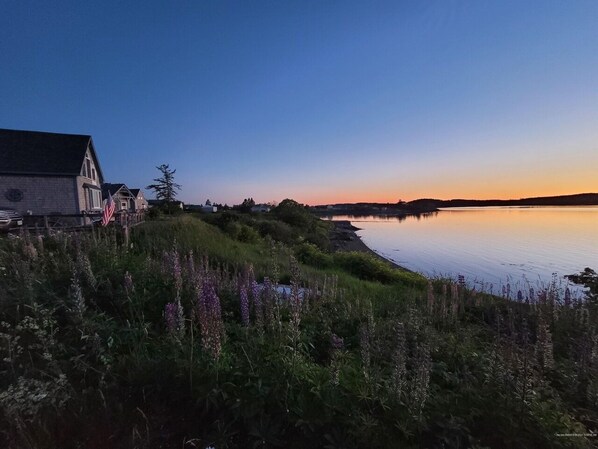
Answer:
[0, 128, 105, 215]
[102, 183, 135, 212]
[129, 188, 149, 211]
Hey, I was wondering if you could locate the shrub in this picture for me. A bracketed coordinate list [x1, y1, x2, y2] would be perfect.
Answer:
[237, 223, 260, 243]
[147, 207, 162, 220]
[295, 242, 333, 268]
[257, 219, 295, 244]
[333, 251, 426, 287]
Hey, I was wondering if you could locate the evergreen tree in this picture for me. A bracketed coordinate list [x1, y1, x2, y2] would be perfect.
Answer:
[146, 164, 182, 213]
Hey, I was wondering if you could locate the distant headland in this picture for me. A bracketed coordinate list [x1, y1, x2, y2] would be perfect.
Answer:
[312, 193, 598, 216]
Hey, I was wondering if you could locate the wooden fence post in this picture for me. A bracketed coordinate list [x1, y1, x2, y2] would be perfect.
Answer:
[123, 213, 130, 248]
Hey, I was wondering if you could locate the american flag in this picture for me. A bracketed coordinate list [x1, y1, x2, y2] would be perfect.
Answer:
[101, 191, 116, 226]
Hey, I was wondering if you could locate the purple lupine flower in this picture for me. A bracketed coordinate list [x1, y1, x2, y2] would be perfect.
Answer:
[262, 276, 274, 327]
[251, 280, 263, 330]
[165, 302, 178, 333]
[457, 274, 466, 289]
[240, 285, 250, 326]
[564, 288, 571, 307]
[359, 323, 371, 379]
[517, 290, 523, 301]
[391, 322, 407, 398]
[173, 252, 183, 294]
[164, 297, 184, 338]
[330, 333, 345, 351]
[197, 277, 223, 359]
[124, 271, 134, 293]
[289, 256, 302, 338]
[330, 333, 344, 386]
[529, 288, 535, 303]
[162, 248, 183, 293]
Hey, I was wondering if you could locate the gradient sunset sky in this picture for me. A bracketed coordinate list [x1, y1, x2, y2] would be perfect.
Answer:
[1, 1, 597, 205]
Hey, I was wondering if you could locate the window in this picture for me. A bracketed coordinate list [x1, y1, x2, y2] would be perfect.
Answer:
[92, 168, 96, 181]
[86, 158, 91, 179]
[121, 201, 128, 210]
[87, 188, 102, 210]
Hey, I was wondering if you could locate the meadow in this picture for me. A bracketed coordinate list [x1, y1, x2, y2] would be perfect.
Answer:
[0, 206, 597, 448]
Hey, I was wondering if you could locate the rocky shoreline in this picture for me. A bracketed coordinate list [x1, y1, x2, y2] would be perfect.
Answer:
[329, 220, 414, 273]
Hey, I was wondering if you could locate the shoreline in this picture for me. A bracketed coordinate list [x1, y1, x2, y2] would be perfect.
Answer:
[329, 220, 415, 273]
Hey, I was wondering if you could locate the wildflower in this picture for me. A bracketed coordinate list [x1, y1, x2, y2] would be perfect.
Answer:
[240, 285, 250, 326]
[535, 314, 554, 371]
[69, 272, 85, 319]
[162, 248, 183, 294]
[23, 242, 38, 261]
[197, 277, 223, 359]
[124, 271, 134, 293]
[262, 276, 275, 327]
[564, 287, 571, 307]
[391, 322, 407, 399]
[77, 251, 96, 289]
[164, 297, 185, 338]
[359, 323, 371, 380]
[426, 282, 435, 316]
[410, 341, 432, 418]
[330, 333, 345, 386]
[450, 283, 459, 320]
[289, 256, 302, 341]
[331, 333, 345, 351]
[517, 290, 523, 301]
[251, 280, 264, 332]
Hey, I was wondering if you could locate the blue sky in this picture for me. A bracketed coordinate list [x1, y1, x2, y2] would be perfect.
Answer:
[1, 0, 597, 204]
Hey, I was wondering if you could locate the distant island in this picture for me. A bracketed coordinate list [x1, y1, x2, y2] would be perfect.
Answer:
[312, 192, 598, 216]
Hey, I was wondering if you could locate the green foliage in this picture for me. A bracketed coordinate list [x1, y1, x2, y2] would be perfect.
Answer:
[567, 267, 598, 304]
[333, 251, 427, 287]
[295, 242, 333, 268]
[0, 216, 596, 449]
[272, 198, 311, 228]
[147, 206, 162, 219]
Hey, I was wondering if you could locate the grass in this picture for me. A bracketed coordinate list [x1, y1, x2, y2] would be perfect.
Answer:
[0, 214, 596, 449]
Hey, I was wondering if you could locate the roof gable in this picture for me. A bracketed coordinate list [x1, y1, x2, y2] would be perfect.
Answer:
[102, 183, 133, 198]
[0, 129, 104, 181]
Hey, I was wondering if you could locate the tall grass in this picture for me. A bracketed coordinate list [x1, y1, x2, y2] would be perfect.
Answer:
[0, 216, 596, 448]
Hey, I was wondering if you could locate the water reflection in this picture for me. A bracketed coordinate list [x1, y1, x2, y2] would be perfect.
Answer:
[323, 211, 438, 223]
[326, 207, 598, 295]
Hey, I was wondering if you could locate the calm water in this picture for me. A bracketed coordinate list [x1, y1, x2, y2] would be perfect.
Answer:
[327, 207, 598, 294]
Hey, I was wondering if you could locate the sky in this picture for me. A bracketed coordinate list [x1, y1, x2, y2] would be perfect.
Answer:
[1, 0, 597, 205]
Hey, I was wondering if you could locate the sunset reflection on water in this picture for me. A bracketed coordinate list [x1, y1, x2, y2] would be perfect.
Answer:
[327, 207, 598, 294]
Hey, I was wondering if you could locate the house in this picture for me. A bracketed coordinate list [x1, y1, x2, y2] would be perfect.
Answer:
[0, 128, 105, 215]
[201, 205, 217, 213]
[251, 204, 271, 213]
[102, 183, 136, 212]
[129, 189, 148, 211]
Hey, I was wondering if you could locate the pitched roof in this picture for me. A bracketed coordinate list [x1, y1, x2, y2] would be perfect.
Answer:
[102, 183, 133, 198]
[0, 128, 103, 180]
[129, 189, 141, 197]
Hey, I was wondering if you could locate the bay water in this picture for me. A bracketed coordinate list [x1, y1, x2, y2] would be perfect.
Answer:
[327, 207, 598, 296]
